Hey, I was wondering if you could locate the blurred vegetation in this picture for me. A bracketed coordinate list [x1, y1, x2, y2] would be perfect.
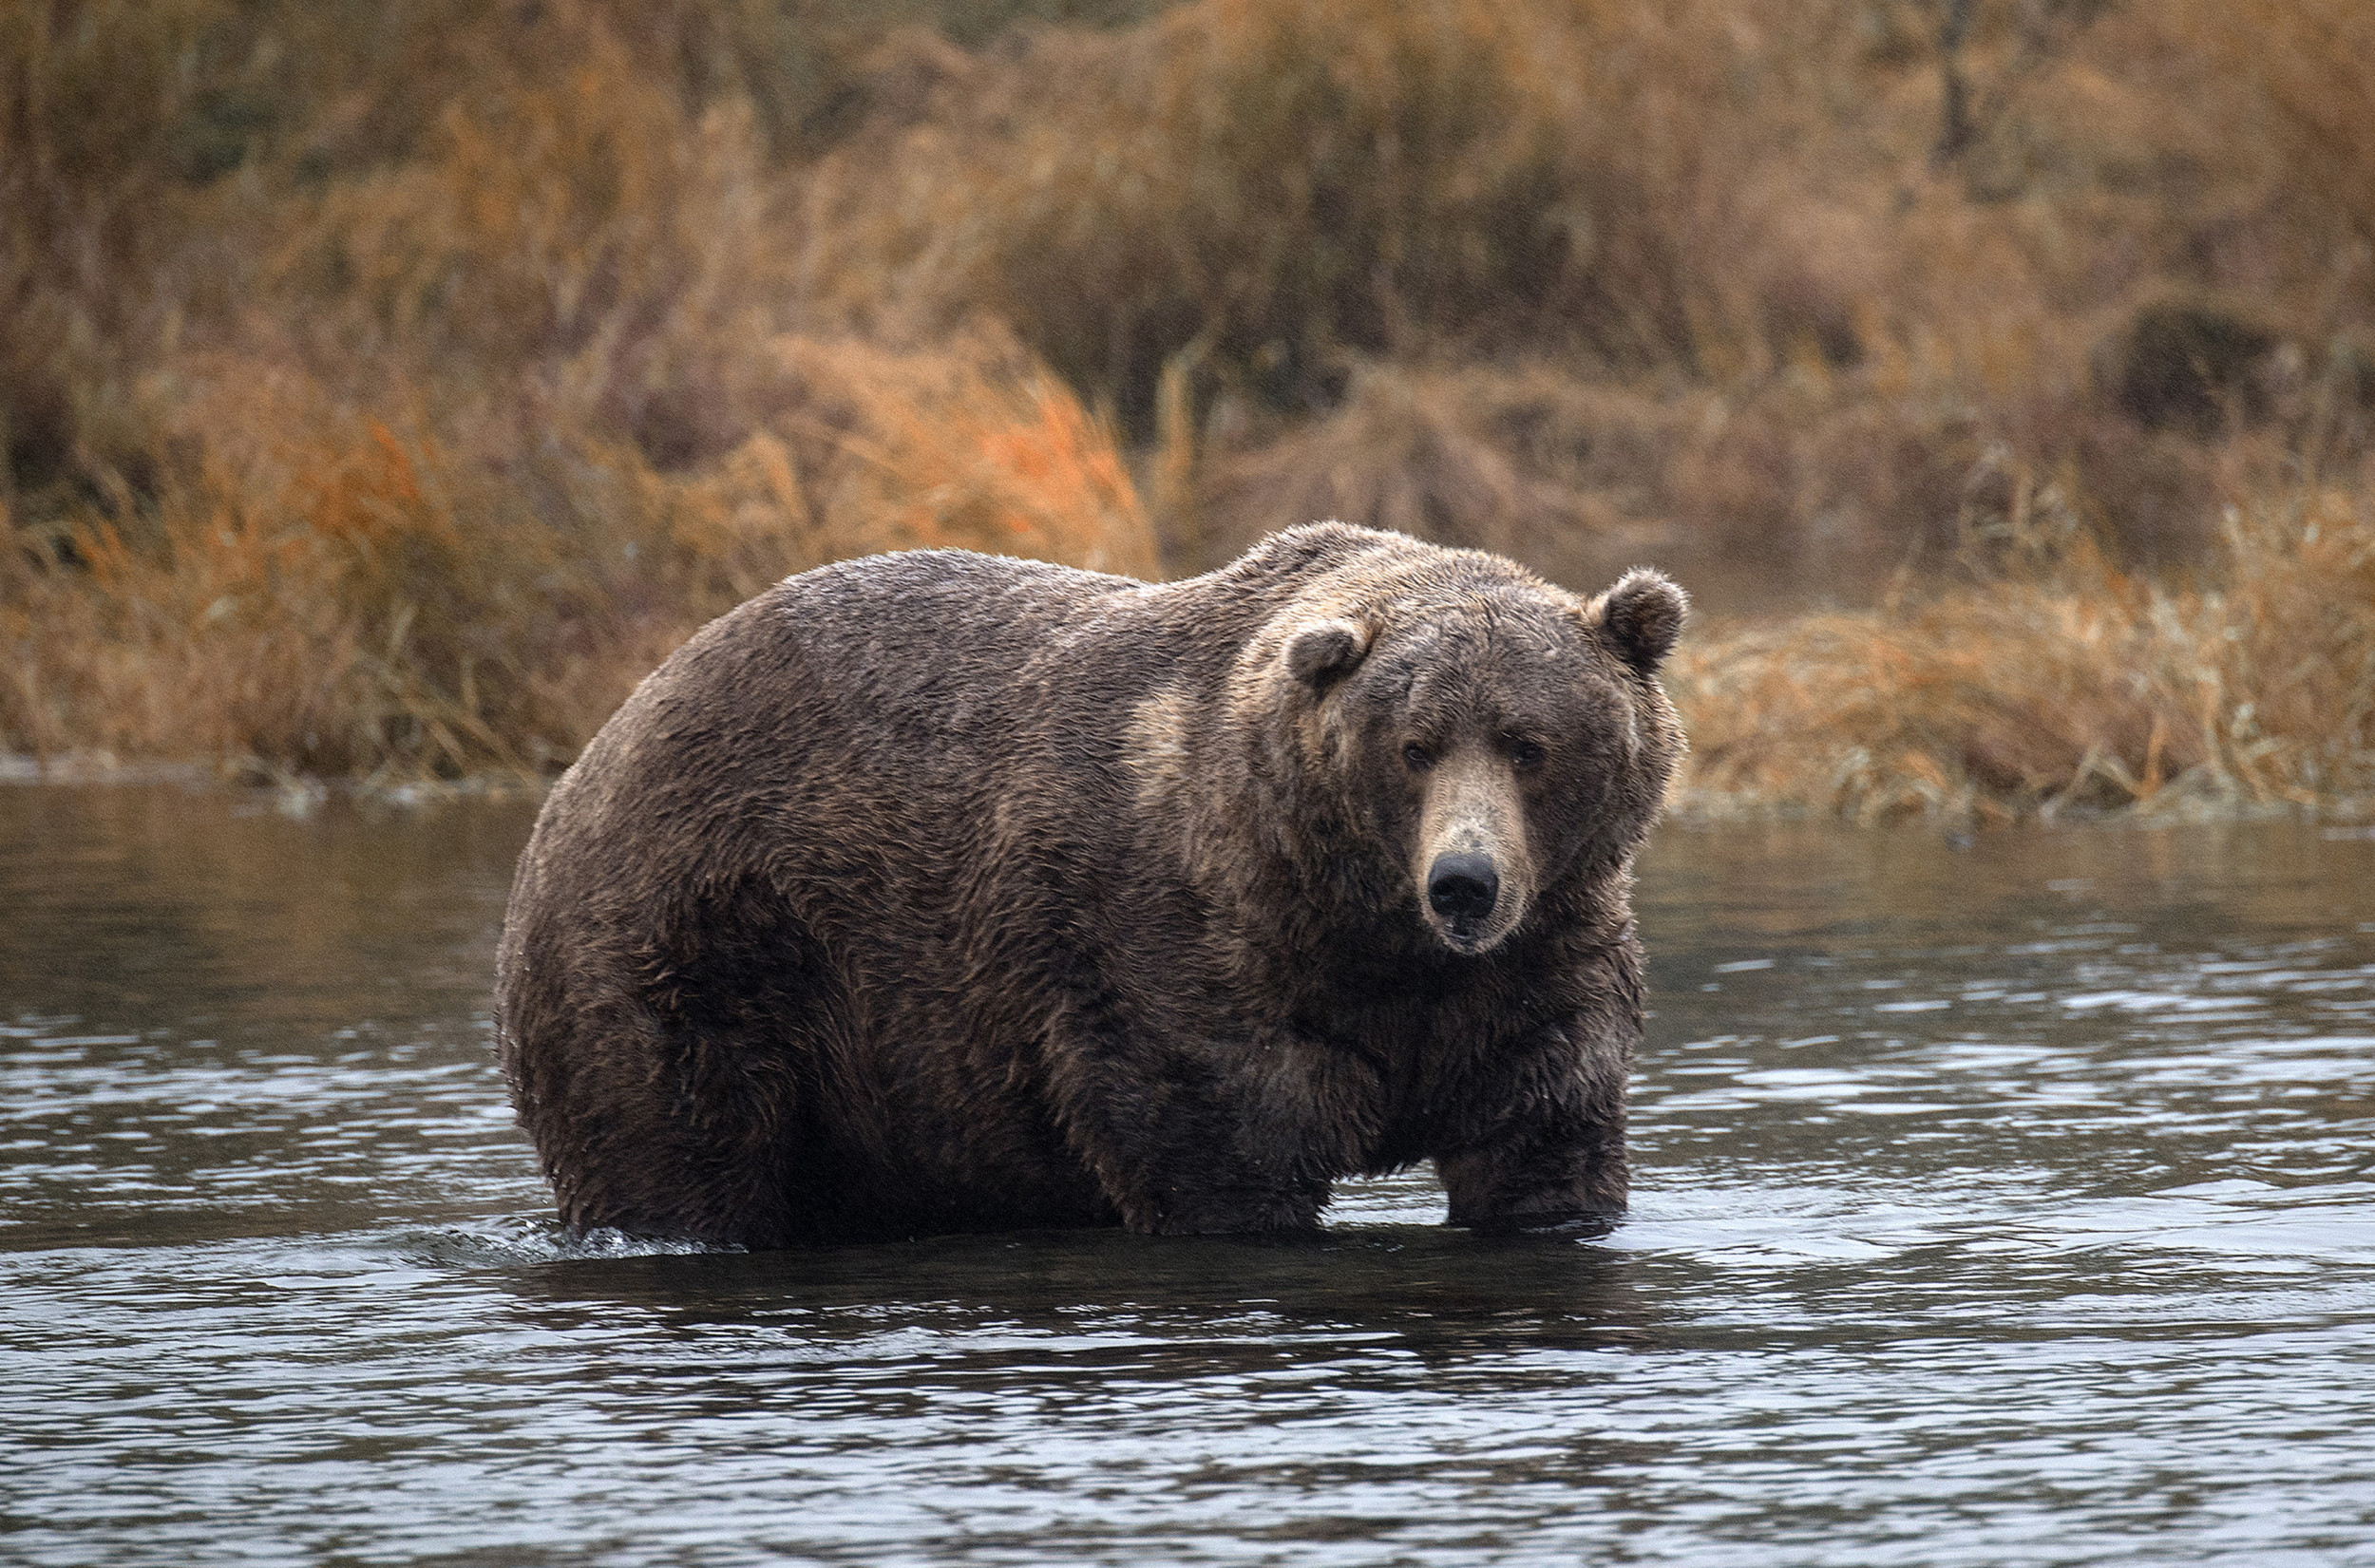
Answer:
[2, 0, 2370, 815]
[1674, 484, 2375, 820]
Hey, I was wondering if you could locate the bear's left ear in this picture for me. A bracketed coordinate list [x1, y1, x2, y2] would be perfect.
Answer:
[1285, 618, 1373, 693]
[1588, 569, 1688, 674]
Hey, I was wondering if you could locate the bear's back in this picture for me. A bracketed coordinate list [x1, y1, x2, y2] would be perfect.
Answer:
[546, 551, 1134, 841]
[676, 547, 1136, 747]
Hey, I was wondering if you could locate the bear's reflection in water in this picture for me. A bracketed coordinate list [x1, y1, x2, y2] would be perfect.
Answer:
[490, 1220, 1658, 1377]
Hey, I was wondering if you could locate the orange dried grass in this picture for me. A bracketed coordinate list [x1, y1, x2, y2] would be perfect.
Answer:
[0, 331, 1160, 777]
[1670, 484, 2375, 821]
[5, 0, 2375, 807]
[788, 338, 1160, 578]
[803, 0, 1723, 426]
[2, 362, 569, 777]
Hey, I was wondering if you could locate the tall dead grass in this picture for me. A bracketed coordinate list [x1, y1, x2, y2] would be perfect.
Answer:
[803, 0, 1810, 429]
[0, 1, 1157, 778]
[3, 0, 2371, 811]
[1671, 482, 2375, 821]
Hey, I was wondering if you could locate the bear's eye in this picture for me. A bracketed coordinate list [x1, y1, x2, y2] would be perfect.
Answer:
[1510, 739, 1547, 770]
[1402, 743, 1434, 772]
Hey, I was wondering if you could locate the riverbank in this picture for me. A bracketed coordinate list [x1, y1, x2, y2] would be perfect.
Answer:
[10, 476, 2371, 828]
[1669, 486, 2375, 822]
[5, 0, 2369, 819]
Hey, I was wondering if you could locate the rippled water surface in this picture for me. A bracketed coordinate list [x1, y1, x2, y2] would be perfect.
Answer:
[7, 785, 2375, 1565]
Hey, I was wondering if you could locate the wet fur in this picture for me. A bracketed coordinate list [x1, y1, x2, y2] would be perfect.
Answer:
[496, 523, 1686, 1245]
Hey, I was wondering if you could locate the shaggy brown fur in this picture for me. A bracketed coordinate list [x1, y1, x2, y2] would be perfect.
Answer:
[495, 523, 1686, 1244]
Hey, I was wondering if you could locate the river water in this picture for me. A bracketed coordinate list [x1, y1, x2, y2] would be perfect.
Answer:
[5, 784, 2374, 1565]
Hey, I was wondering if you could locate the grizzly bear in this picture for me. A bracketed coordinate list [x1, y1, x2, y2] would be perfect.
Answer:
[495, 522, 1686, 1246]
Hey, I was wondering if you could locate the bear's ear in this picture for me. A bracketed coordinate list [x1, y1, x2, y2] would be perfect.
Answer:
[1284, 618, 1372, 693]
[1589, 569, 1688, 674]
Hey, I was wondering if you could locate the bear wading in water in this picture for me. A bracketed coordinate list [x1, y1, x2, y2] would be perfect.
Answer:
[496, 522, 1686, 1245]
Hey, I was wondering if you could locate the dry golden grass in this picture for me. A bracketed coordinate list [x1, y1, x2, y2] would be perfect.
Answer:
[2, 0, 2370, 815]
[774, 334, 1161, 578]
[0, 329, 1157, 777]
[0, 2, 1158, 778]
[801, 0, 1774, 428]
[1671, 482, 2375, 821]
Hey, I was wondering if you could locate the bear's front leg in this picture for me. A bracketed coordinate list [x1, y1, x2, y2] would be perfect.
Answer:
[1434, 1016, 1631, 1234]
[1052, 1028, 1378, 1236]
[1136, 1164, 1331, 1236]
[1097, 1100, 1335, 1236]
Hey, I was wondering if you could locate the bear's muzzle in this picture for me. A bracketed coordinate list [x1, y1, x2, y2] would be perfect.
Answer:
[1414, 747, 1532, 954]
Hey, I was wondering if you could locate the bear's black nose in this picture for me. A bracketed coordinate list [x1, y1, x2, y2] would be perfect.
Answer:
[1428, 852, 1499, 924]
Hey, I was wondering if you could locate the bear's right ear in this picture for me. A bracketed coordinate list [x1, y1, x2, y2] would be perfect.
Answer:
[1588, 569, 1688, 675]
[1284, 618, 1372, 694]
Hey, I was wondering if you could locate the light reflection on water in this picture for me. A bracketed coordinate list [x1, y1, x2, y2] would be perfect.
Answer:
[4, 785, 2374, 1565]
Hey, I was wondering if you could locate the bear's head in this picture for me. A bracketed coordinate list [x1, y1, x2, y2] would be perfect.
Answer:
[1262, 547, 1687, 956]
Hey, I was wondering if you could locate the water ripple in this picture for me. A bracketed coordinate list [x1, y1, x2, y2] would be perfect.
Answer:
[5, 794, 2375, 1564]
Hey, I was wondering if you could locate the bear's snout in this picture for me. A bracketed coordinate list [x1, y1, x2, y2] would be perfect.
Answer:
[1428, 852, 1500, 927]
[1412, 746, 1533, 955]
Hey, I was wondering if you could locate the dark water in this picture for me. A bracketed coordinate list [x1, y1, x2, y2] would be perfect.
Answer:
[6, 785, 2375, 1566]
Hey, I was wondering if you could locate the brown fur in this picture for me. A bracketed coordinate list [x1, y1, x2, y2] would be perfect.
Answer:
[494, 523, 1686, 1244]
